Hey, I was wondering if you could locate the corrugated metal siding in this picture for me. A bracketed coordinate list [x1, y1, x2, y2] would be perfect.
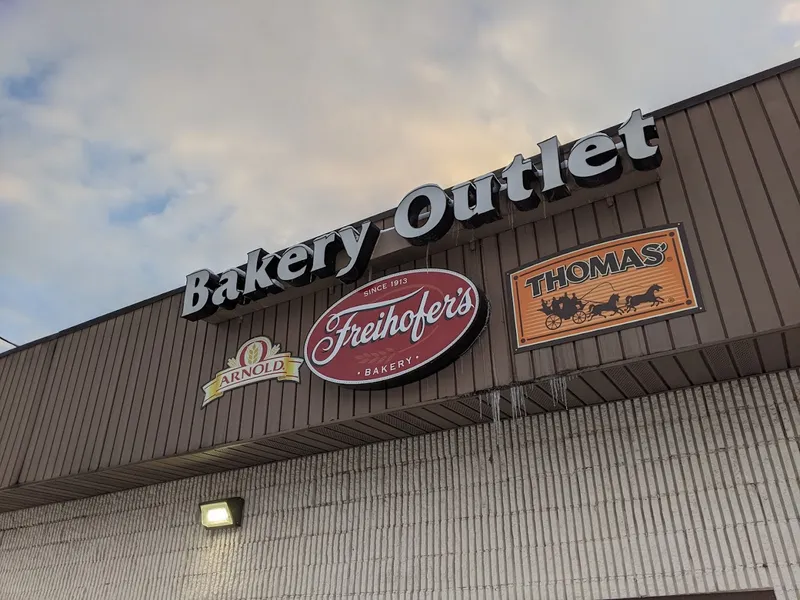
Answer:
[0, 341, 55, 488]
[2, 69, 800, 489]
[0, 370, 797, 599]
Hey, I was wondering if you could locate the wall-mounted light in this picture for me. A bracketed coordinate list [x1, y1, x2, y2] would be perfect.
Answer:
[199, 497, 244, 529]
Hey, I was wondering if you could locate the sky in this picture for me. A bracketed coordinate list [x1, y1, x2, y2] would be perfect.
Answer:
[1, 0, 799, 350]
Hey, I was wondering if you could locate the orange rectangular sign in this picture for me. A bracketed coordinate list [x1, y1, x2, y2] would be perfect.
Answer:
[507, 224, 703, 351]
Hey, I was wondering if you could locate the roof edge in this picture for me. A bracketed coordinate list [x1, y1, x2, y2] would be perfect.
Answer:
[367, 56, 800, 223]
[5, 56, 799, 359]
[1, 287, 184, 357]
[651, 56, 800, 119]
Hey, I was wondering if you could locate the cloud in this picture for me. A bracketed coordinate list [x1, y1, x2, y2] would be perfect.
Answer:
[782, 2, 800, 22]
[0, 0, 798, 344]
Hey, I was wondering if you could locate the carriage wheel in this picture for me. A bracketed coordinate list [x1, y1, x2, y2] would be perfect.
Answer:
[572, 311, 587, 325]
[545, 314, 562, 330]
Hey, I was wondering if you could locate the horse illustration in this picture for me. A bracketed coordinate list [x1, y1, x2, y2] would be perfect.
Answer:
[586, 294, 622, 320]
[624, 284, 665, 312]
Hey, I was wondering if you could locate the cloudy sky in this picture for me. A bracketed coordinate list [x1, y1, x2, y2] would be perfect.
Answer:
[0, 0, 798, 349]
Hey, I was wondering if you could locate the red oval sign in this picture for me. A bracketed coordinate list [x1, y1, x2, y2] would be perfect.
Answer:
[304, 269, 488, 389]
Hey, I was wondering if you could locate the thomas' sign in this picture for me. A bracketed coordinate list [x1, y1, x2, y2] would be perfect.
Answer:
[201, 336, 304, 407]
[182, 109, 661, 321]
[507, 224, 703, 351]
[304, 269, 488, 389]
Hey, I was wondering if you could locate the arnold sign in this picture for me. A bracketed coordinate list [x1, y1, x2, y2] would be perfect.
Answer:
[507, 224, 703, 351]
[304, 269, 488, 389]
[201, 336, 304, 407]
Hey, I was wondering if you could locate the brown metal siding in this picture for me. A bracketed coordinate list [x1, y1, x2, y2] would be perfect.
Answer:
[0, 349, 27, 483]
[279, 290, 303, 430]
[53, 322, 103, 477]
[97, 306, 145, 470]
[0, 342, 53, 488]
[108, 303, 155, 468]
[250, 304, 275, 438]
[223, 313, 250, 443]
[153, 296, 190, 458]
[29, 324, 84, 482]
[1, 68, 799, 491]
[86, 309, 135, 472]
[129, 296, 173, 463]
[57, 319, 109, 476]
[744, 77, 800, 278]
[463, 249, 493, 391]
[68, 314, 115, 473]
[551, 210, 588, 368]
[267, 300, 289, 434]
[164, 304, 200, 455]
[666, 111, 753, 339]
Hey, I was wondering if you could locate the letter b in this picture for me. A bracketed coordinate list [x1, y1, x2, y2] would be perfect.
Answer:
[182, 269, 220, 320]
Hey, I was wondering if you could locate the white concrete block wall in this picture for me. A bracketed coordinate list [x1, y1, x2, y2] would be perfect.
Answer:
[0, 370, 798, 599]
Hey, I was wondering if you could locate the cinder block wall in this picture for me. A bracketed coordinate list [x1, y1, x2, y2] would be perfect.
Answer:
[0, 370, 798, 600]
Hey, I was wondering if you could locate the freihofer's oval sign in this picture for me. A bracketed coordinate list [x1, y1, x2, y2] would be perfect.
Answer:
[304, 269, 489, 389]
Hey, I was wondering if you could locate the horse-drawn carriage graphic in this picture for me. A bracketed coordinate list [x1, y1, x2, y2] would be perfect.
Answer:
[539, 283, 667, 330]
[538, 294, 588, 330]
[510, 225, 702, 352]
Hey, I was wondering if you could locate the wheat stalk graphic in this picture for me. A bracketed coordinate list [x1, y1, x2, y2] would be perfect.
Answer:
[355, 348, 396, 365]
[246, 343, 260, 364]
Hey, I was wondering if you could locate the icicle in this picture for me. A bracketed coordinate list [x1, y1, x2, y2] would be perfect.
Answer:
[548, 375, 570, 410]
[490, 390, 501, 423]
[508, 385, 526, 454]
[509, 386, 526, 420]
[488, 390, 502, 450]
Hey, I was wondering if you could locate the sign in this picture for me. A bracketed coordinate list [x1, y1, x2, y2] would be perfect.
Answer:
[507, 224, 703, 351]
[304, 269, 488, 389]
[183, 221, 381, 321]
[182, 108, 662, 321]
[395, 109, 661, 246]
[201, 336, 304, 407]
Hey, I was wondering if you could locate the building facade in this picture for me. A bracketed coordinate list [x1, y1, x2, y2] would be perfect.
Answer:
[0, 59, 799, 600]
